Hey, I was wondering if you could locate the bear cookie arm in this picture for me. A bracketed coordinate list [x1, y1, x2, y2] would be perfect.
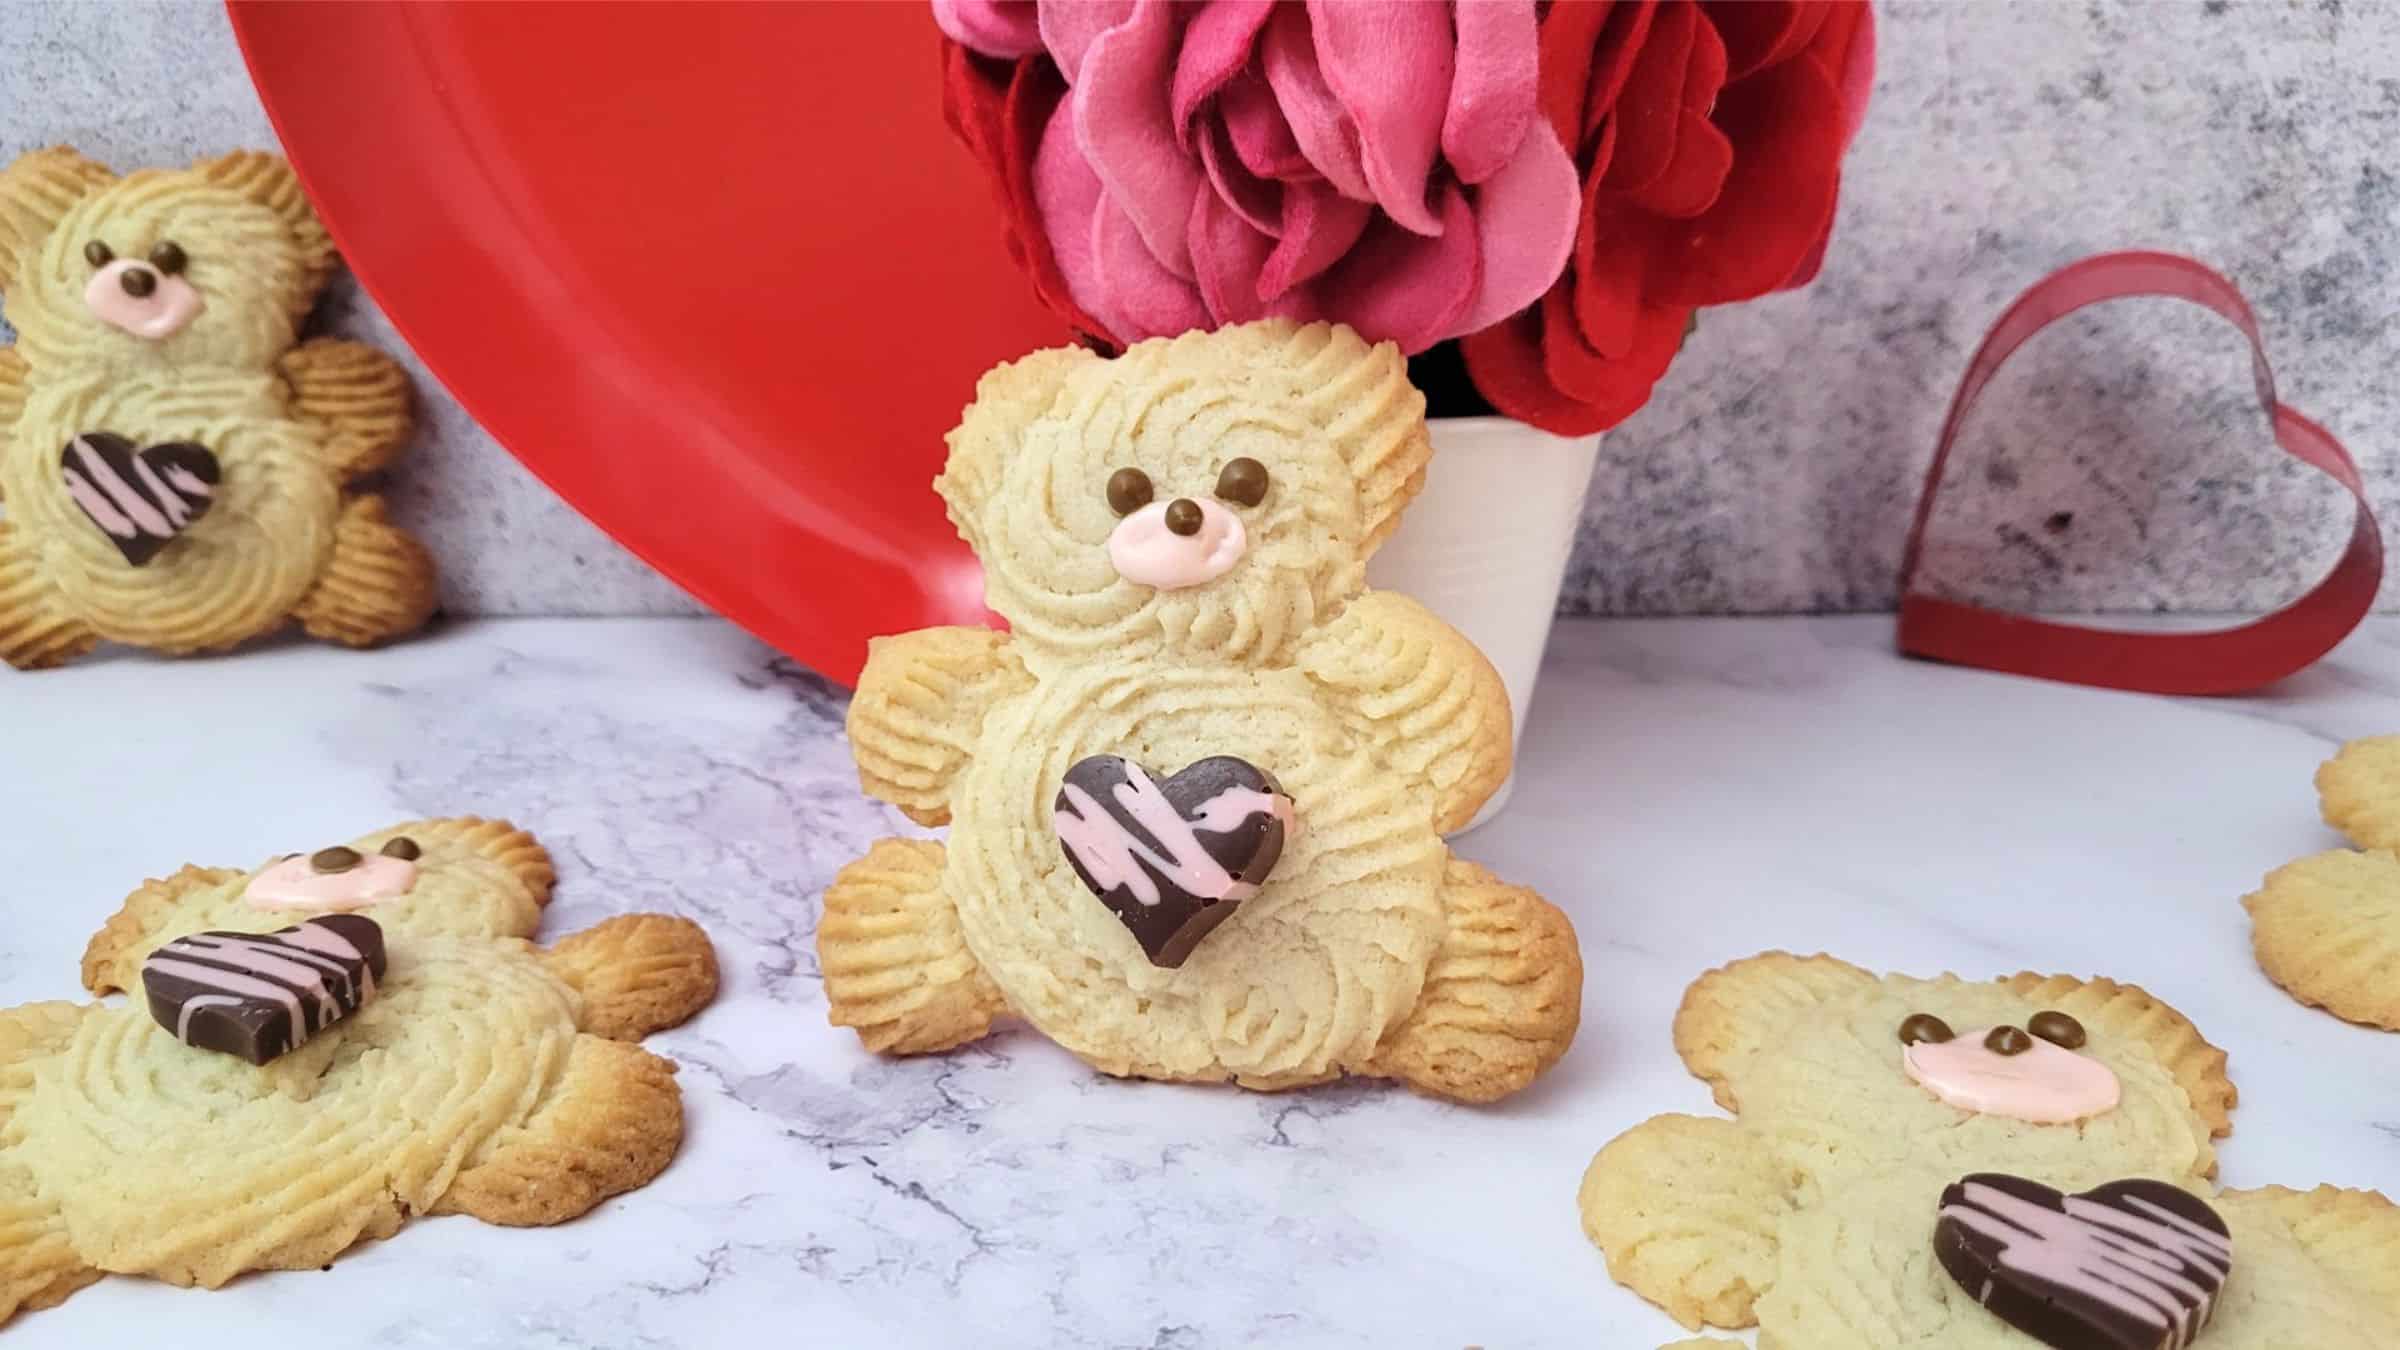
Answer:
[0, 346, 25, 458]
[1294, 590, 1515, 835]
[845, 626, 1030, 827]
[277, 337, 416, 479]
[541, 913, 721, 1042]
[1579, 1113, 1793, 1332]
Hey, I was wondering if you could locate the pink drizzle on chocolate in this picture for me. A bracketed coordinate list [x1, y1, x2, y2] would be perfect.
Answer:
[1054, 754, 1294, 967]
[1936, 1174, 2233, 1349]
[139, 916, 387, 1064]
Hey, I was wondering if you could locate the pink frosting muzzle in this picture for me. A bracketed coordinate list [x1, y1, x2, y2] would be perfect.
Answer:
[243, 854, 419, 911]
[83, 261, 204, 340]
[1106, 498, 1247, 590]
[1904, 1028, 2123, 1124]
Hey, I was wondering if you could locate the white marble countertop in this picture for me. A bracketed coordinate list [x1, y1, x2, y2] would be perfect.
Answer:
[1, 615, 2395, 1348]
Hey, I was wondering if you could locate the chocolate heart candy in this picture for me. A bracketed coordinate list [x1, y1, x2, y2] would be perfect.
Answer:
[1054, 754, 1293, 968]
[140, 915, 388, 1065]
[1937, 1173, 2233, 1350]
[59, 432, 220, 566]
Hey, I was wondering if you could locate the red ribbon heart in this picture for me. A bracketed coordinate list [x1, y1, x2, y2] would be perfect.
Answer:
[1897, 252, 2383, 695]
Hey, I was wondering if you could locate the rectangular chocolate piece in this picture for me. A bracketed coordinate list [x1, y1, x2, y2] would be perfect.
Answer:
[140, 915, 388, 1065]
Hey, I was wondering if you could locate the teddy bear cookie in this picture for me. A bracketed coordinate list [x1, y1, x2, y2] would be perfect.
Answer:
[0, 817, 718, 1325]
[817, 320, 1581, 1102]
[2244, 735, 2400, 1029]
[1578, 952, 2400, 1348]
[0, 146, 436, 668]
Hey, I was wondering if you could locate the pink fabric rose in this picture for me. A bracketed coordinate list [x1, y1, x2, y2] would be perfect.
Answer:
[933, 0, 1581, 355]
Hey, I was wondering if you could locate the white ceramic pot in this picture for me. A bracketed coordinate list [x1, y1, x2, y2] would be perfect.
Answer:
[1365, 416, 1600, 830]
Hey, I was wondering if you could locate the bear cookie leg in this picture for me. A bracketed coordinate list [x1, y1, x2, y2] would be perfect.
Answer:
[820, 838, 1006, 1054]
[1369, 859, 1582, 1104]
[291, 494, 438, 647]
[0, 519, 97, 670]
[433, 1037, 686, 1228]
[0, 1003, 102, 1324]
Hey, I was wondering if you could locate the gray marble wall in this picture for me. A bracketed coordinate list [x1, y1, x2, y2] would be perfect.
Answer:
[3, 1, 2394, 619]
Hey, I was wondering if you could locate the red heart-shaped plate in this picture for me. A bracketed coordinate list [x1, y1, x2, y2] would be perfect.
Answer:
[229, 1, 1070, 685]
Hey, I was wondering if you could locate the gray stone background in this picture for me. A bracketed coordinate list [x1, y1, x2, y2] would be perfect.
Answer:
[2, 0, 2394, 619]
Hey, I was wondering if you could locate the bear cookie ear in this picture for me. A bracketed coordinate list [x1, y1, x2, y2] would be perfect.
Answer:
[1673, 952, 1879, 1109]
[0, 146, 116, 292]
[190, 149, 338, 301]
[2317, 734, 2400, 851]
[934, 345, 1095, 554]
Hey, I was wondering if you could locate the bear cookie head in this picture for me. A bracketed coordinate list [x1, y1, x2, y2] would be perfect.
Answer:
[0, 147, 333, 371]
[935, 321, 1431, 668]
[1580, 953, 2400, 1349]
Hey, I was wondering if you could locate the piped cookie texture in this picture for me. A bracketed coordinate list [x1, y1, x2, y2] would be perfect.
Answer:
[0, 817, 720, 1327]
[818, 320, 1581, 1102]
[0, 147, 436, 668]
[2245, 735, 2400, 1030]
[1577, 952, 2400, 1348]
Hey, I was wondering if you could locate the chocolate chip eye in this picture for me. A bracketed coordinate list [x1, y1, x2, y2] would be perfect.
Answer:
[2027, 1010, 2086, 1049]
[1984, 1025, 2034, 1056]
[1897, 1013, 1954, 1046]
[149, 240, 187, 275]
[1106, 467, 1154, 516]
[83, 240, 114, 268]
[1215, 456, 1269, 507]
[379, 836, 422, 861]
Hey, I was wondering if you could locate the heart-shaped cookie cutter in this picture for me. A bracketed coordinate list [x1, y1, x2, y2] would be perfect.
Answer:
[1898, 251, 2382, 695]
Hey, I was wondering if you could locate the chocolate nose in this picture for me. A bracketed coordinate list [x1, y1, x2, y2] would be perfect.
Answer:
[119, 266, 157, 298]
[1163, 498, 1204, 536]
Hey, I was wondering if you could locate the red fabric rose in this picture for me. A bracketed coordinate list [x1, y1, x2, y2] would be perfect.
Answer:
[938, 2, 1579, 357]
[1460, 0, 1877, 435]
[942, 39, 1115, 346]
